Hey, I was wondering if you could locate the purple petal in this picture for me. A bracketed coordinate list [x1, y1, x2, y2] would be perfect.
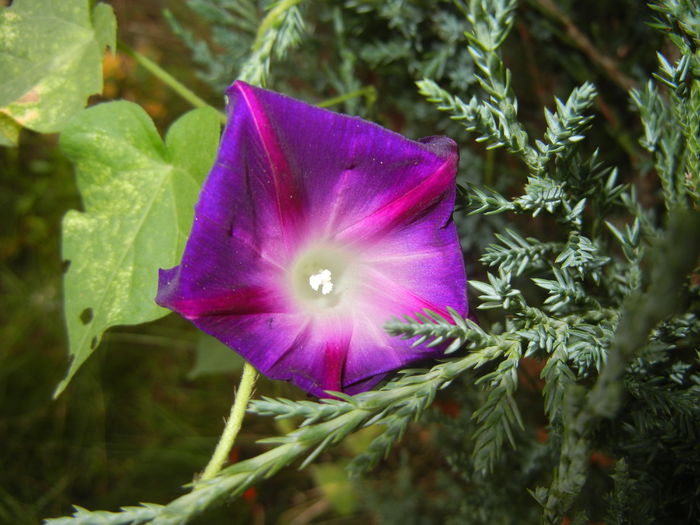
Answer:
[190, 310, 314, 375]
[156, 211, 291, 316]
[196, 82, 305, 265]
[267, 317, 353, 396]
[335, 136, 459, 244]
[360, 185, 467, 323]
[225, 83, 458, 243]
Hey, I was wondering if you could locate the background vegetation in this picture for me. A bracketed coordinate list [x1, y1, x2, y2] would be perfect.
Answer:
[1, 0, 698, 524]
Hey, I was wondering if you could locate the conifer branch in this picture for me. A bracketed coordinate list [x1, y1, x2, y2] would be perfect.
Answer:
[481, 229, 562, 276]
[533, 82, 598, 173]
[238, 0, 306, 86]
[47, 330, 509, 524]
[539, 209, 700, 524]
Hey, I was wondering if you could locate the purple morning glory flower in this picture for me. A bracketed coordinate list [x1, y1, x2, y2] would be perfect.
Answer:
[156, 81, 467, 397]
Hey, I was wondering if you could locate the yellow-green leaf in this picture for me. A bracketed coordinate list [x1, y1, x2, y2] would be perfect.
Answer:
[0, 0, 116, 133]
[56, 102, 221, 397]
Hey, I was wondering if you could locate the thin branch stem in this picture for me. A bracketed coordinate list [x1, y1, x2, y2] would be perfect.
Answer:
[317, 86, 377, 108]
[200, 362, 258, 481]
[527, 0, 635, 92]
[117, 42, 227, 124]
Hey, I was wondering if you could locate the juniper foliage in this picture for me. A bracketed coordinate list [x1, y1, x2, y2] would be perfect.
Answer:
[43, 0, 700, 523]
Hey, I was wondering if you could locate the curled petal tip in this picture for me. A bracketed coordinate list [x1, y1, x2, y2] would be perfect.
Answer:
[418, 135, 459, 160]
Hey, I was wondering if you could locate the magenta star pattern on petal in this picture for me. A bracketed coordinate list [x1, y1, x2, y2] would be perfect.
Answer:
[156, 81, 468, 397]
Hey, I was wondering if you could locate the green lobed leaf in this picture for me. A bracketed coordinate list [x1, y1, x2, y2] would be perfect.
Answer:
[0, 0, 116, 134]
[56, 102, 221, 397]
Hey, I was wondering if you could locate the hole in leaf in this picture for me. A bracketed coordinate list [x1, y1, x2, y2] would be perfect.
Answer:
[62, 260, 71, 274]
[80, 308, 93, 325]
[90, 337, 98, 350]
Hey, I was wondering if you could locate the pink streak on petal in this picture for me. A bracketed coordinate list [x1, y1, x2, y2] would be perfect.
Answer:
[268, 317, 353, 397]
[334, 155, 456, 244]
[159, 282, 291, 320]
[362, 249, 443, 264]
[361, 204, 468, 323]
[229, 81, 303, 247]
[319, 320, 353, 395]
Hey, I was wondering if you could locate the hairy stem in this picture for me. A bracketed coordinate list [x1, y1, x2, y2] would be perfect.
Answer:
[200, 362, 258, 481]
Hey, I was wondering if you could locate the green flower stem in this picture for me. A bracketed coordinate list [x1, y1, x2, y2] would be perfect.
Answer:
[117, 42, 227, 125]
[200, 362, 258, 481]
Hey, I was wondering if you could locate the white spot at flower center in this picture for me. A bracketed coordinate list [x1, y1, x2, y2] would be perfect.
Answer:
[309, 269, 334, 295]
[290, 245, 355, 312]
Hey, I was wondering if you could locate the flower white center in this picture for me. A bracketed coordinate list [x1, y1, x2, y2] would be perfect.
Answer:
[309, 268, 334, 295]
[289, 244, 356, 312]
